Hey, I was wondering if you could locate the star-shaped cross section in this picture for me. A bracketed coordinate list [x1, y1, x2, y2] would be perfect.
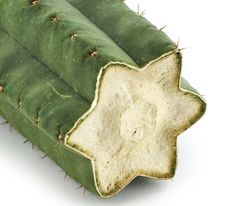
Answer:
[66, 52, 206, 197]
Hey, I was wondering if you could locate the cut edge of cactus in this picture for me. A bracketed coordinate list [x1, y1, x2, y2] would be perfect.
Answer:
[64, 51, 206, 198]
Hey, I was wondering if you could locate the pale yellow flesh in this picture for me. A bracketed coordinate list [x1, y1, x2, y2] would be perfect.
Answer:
[67, 53, 203, 196]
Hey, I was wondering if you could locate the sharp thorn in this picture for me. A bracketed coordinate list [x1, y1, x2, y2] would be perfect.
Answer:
[176, 39, 180, 49]
[40, 154, 48, 159]
[137, 4, 146, 16]
[76, 184, 83, 190]
[178, 47, 189, 51]
[83, 188, 87, 198]
[54, 140, 60, 147]
[159, 25, 167, 31]
[24, 139, 30, 144]
[64, 173, 67, 180]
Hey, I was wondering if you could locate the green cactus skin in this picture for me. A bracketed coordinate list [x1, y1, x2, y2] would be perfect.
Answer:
[0, 28, 99, 195]
[0, 0, 206, 198]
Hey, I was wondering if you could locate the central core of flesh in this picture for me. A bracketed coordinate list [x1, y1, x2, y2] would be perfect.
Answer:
[120, 99, 157, 143]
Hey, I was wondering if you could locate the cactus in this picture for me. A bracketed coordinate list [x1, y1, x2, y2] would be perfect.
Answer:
[0, 0, 206, 198]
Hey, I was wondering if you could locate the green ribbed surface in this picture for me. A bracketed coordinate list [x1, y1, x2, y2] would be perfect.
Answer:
[0, 28, 98, 194]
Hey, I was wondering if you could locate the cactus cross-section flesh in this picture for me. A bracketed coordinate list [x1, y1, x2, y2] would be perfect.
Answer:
[0, 0, 206, 198]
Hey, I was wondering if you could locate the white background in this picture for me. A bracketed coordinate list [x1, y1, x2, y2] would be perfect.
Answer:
[0, 0, 234, 205]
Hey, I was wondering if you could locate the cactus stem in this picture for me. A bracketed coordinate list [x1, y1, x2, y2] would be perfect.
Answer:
[31, 0, 39, 6]
[69, 32, 78, 39]
[0, 1, 206, 198]
[0, 84, 4, 93]
[51, 15, 60, 23]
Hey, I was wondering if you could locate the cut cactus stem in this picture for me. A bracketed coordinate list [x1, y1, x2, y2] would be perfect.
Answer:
[0, 0, 206, 198]
[66, 52, 206, 197]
